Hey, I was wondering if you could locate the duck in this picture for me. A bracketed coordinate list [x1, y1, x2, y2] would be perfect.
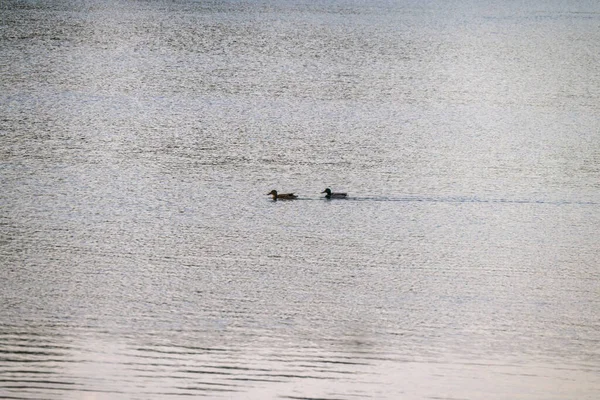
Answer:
[321, 188, 347, 199]
[267, 190, 298, 200]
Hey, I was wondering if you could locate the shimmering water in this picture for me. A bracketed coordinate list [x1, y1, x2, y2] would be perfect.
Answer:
[1, 0, 599, 399]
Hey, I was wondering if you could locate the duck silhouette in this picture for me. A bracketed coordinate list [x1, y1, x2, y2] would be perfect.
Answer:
[321, 188, 347, 199]
[267, 190, 298, 200]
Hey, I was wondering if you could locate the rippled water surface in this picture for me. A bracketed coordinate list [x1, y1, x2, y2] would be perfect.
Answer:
[1, 0, 599, 399]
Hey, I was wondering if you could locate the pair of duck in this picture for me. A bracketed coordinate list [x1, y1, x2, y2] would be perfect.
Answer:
[267, 188, 347, 200]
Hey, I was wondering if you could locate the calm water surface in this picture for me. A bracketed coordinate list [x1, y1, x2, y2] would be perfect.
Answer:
[1, 0, 599, 399]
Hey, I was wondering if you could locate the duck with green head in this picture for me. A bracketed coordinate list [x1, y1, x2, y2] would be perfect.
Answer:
[321, 188, 347, 199]
[267, 190, 298, 200]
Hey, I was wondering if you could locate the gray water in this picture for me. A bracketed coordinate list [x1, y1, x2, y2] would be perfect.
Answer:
[1, 1, 599, 399]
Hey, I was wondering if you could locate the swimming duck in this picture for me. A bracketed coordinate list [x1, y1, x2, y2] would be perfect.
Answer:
[267, 190, 298, 200]
[321, 188, 347, 199]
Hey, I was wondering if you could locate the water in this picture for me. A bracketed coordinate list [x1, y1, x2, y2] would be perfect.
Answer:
[1, 0, 599, 399]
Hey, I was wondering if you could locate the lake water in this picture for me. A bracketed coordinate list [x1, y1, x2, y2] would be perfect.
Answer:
[1, 0, 599, 399]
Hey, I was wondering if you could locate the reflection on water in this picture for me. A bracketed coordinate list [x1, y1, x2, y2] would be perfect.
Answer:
[1, 0, 599, 399]
[2, 321, 599, 399]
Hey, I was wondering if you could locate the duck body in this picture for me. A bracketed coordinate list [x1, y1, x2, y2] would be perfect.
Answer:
[267, 190, 298, 200]
[321, 188, 347, 199]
